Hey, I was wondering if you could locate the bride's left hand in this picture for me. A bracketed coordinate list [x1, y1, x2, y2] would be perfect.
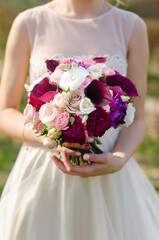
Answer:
[51, 150, 127, 177]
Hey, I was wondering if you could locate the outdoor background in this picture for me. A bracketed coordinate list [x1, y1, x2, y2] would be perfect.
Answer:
[0, 0, 159, 195]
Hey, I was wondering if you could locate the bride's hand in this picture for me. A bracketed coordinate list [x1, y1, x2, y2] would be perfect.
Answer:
[51, 150, 126, 177]
[52, 142, 92, 157]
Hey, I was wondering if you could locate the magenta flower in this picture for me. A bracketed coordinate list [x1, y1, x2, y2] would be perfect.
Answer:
[46, 60, 59, 73]
[106, 73, 139, 97]
[61, 115, 86, 144]
[30, 77, 58, 103]
[86, 107, 112, 137]
[85, 80, 113, 106]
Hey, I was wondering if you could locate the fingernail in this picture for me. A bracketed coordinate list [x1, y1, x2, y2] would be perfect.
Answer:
[76, 152, 81, 156]
[83, 154, 90, 160]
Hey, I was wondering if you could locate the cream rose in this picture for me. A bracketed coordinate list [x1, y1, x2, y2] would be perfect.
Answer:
[65, 88, 85, 114]
[88, 63, 108, 80]
[39, 101, 58, 127]
[53, 92, 66, 110]
[79, 98, 96, 114]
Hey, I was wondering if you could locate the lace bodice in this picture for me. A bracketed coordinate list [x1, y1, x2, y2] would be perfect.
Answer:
[29, 54, 127, 84]
[19, 4, 139, 83]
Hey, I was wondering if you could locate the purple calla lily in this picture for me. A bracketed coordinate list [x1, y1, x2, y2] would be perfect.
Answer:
[106, 74, 139, 97]
[85, 80, 113, 106]
[92, 57, 106, 63]
[46, 59, 59, 73]
[31, 77, 58, 102]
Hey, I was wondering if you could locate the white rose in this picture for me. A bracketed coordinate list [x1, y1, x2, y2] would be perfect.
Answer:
[59, 66, 89, 91]
[39, 101, 58, 127]
[24, 104, 36, 125]
[79, 98, 96, 114]
[124, 103, 136, 127]
[88, 63, 108, 80]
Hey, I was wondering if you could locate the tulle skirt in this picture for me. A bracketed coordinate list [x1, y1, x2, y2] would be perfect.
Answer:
[0, 128, 159, 240]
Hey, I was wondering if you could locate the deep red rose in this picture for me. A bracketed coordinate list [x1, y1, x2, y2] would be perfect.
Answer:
[61, 115, 86, 145]
[86, 107, 112, 137]
[28, 95, 45, 111]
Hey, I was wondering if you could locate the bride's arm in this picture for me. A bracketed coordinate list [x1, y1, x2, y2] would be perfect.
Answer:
[51, 17, 149, 177]
[0, 14, 43, 145]
[0, 15, 91, 152]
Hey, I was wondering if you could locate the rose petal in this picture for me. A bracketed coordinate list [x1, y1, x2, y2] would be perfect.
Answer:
[85, 80, 113, 106]
[106, 74, 139, 97]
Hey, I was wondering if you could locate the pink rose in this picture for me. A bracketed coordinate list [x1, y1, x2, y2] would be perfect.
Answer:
[105, 68, 115, 77]
[24, 104, 36, 125]
[82, 58, 96, 66]
[80, 78, 91, 89]
[43, 137, 57, 149]
[53, 92, 66, 110]
[55, 112, 69, 131]
[39, 101, 59, 127]
[49, 69, 63, 84]
[34, 121, 45, 133]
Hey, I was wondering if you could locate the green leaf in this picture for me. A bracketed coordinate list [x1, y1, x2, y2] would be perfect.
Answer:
[56, 131, 62, 138]
[72, 62, 78, 68]
[66, 87, 71, 93]
[60, 64, 71, 71]
[129, 98, 134, 103]
[70, 116, 75, 125]
[59, 139, 63, 148]
[82, 114, 88, 123]
[99, 72, 105, 82]
[42, 126, 49, 135]
[93, 137, 102, 145]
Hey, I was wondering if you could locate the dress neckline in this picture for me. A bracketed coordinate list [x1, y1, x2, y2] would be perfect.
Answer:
[44, 4, 115, 22]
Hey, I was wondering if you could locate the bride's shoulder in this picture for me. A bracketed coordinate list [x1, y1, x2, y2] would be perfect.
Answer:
[112, 7, 146, 34]
[112, 6, 142, 23]
[18, 4, 48, 21]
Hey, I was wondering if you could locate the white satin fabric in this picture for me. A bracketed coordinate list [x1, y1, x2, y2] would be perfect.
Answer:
[0, 4, 159, 239]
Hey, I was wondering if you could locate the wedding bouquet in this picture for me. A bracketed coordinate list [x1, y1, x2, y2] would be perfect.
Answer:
[24, 57, 138, 165]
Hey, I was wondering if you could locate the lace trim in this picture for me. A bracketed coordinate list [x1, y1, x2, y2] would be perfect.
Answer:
[29, 54, 128, 83]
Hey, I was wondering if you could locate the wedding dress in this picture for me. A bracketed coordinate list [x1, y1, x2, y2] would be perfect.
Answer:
[0, 4, 159, 240]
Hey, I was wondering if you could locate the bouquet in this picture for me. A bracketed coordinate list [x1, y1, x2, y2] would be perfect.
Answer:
[24, 57, 138, 165]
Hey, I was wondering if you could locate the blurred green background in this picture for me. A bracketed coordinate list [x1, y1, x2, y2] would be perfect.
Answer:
[0, 0, 159, 195]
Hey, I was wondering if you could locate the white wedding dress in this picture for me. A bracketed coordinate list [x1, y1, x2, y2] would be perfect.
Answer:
[0, 5, 159, 240]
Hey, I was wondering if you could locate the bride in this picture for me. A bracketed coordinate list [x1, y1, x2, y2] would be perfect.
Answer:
[0, 0, 159, 239]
